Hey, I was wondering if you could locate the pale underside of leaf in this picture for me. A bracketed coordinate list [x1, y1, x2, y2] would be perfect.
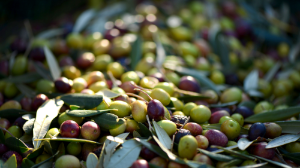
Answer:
[244, 69, 259, 91]
[237, 138, 255, 151]
[153, 121, 172, 149]
[266, 134, 300, 149]
[87, 153, 98, 168]
[44, 46, 61, 81]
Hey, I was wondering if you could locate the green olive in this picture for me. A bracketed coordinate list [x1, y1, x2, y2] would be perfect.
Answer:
[109, 101, 131, 118]
[92, 54, 113, 71]
[4, 83, 19, 98]
[150, 88, 171, 106]
[170, 97, 183, 111]
[165, 72, 180, 86]
[58, 112, 84, 125]
[183, 102, 197, 116]
[12, 56, 28, 75]
[66, 33, 84, 49]
[107, 62, 124, 79]
[36, 79, 55, 93]
[154, 82, 175, 96]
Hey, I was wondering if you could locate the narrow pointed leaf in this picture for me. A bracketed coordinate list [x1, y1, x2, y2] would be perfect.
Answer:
[136, 123, 152, 138]
[73, 9, 96, 33]
[106, 140, 142, 168]
[23, 118, 35, 134]
[238, 138, 255, 150]
[130, 35, 142, 70]
[266, 134, 300, 149]
[5, 137, 29, 153]
[33, 99, 64, 149]
[102, 133, 129, 168]
[3, 72, 41, 83]
[154, 33, 166, 69]
[274, 121, 300, 134]
[198, 148, 234, 162]
[66, 109, 116, 117]
[212, 145, 256, 160]
[36, 28, 65, 39]
[153, 121, 172, 149]
[22, 114, 35, 120]
[3, 154, 17, 168]
[34, 137, 101, 144]
[0, 109, 33, 119]
[27, 145, 44, 159]
[87, 153, 98, 168]
[283, 153, 300, 165]
[60, 93, 103, 109]
[22, 158, 35, 168]
[244, 69, 259, 91]
[253, 155, 292, 168]
[37, 161, 53, 168]
[33, 61, 52, 81]
[19, 134, 33, 143]
[92, 113, 124, 130]
[209, 101, 238, 108]
[31, 151, 59, 168]
[44, 46, 61, 81]
[97, 89, 120, 99]
[264, 62, 281, 82]
[212, 145, 238, 154]
[238, 162, 268, 168]
[245, 106, 300, 123]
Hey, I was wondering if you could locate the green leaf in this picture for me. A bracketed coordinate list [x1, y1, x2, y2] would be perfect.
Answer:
[289, 40, 300, 62]
[137, 123, 152, 138]
[237, 138, 255, 151]
[274, 121, 300, 134]
[5, 137, 29, 153]
[3, 154, 17, 168]
[212, 145, 256, 160]
[153, 121, 172, 149]
[92, 113, 124, 130]
[33, 99, 64, 149]
[264, 62, 281, 82]
[238, 162, 268, 168]
[133, 131, 141, 138]
[87, 153, 98, 168]
[33, 61, 52, 81]
[130, 35, 142, 70]
[97, 88, 120, 99]
[55, 142, 65, 160]
[101, 133, 129, 168]
[154, 33, 166, 69]
[253, 155, 291, 168]
[19, 134, 33, 143]
[44, 46, 61, 81]
[70, 105, 80, 110]
[177, 95, 209, 101]
[245, 106, 300, 123]
[170, 66, 220, 95]
[212, 145, 238, 154]
[73, 9, 96, 33]
[21, 158, 35, 168]
[31, 151, 60, 168]
[223, 159, 243, 167]
[106, 140, 142, 168]
[34, 137, 101, 144]
[23, 118, 35, 134]
[36, 28, 65, 39]
[266, 134, 300, 149]
[0, 109, 33, 119]
[0, 130, 5, 144]
[135, 138, 168, 159]
[198, 148, 235, 162]
[66, 109, 116, 117]
[149, 163, 162, 168]
[36, 161, 53, 168]
[244, 69, 259, 91]
[283, 153, 300, 165]
[27, 145, 44, 159]
[3, 72, 41, 83]
[60, 93, 103, 109]
[209, 101, 238, 108]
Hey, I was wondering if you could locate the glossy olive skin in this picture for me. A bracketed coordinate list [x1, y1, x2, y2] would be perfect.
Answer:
[81, 121, 101, 140]
[131, 159, 149, 168]
[178, 76, 201, 93]
[249, 142, 275, 160]
[264, 122, 282, 139]
[233, 106, 254, 118]
[60, 120, 80, 138]
[248, 122, 266, 141]
[31, 94, 49, 111]
[55, 77, 73, 93]
[205, 129, 228, 147]
[20, 97, 32, 111]
[140, 141, 158, 161]
[147, 99, 165, 121]
[29, 47, 45, 62]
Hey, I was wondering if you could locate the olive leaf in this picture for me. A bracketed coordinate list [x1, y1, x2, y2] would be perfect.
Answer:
[21, 158, 35, 168]
[237, 138, 255, 151]
[44, 46, 61, 81]
[130, 35, 142, 70]
[32, 61, 52, 81]
[266, 134, 300, 149]
[0, 130, 5, 144]
[3, 154, 17, 168]
[3, 72, 41, 83]
[135, 138, 168, 159]
[33, 99, 64, 149]
[106, 140, 142, 168]
[283, 153, 300, 165]
[73, 9, 96, 33]
[264, 62, 281, 82]
[274, 121, 300, 134]
[245, 106, 300, 123]
[198, 148, 235, 162]
[31, 150, 59, 168]
[100, 133, 129, 168]
[212, 145, 238, 154]
[153, 121, 172, 150]
[5, 137, 29, 153]
[0, 109, 33, 119]
[97, 88, 120, 99]
[22, 114, 35, 121]
[244, 69, 259, 91]
[209, 101, 238, 108]
[238, 162, 268, 168]
[27, 145, 44, 159]
[133, 131, 141, 138]
[34, 137, 101, 145]
[253, 155, 291, 168]
[66, 109, 116, 117]
[92, 113, 124, 130]
[60, 93, 103, 109]
[154, 33, 166, 69]
[136, 122, 152, 138]
[36, 28, 65, 39]
[86, 153, 98, 168]
[19, 134, 33, 143]
[212, 145, 256, 160]
[23, 118, 35, 134]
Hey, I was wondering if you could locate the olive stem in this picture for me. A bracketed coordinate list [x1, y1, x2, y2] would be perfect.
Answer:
[107, 71, 118, 88]
[126, 93, 148, 103]
[275, 148, 287, 164]
[0, 126, 16, 138]
[146, 115, 154, 132]
[170, 134, 175, 153]
[134, 88, 153, 100]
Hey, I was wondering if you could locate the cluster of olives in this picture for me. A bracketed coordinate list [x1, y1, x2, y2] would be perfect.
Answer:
[0, 0, 300, 168]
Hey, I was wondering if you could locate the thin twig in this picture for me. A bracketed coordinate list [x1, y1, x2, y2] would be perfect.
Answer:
[275, 148, 288, 165]
[126, 93, 148, 103]
[0, 126, 16, 138]
[134, 88, 153, 100]
[146, 115, 154, 132]
[170, 134, 175, 153]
